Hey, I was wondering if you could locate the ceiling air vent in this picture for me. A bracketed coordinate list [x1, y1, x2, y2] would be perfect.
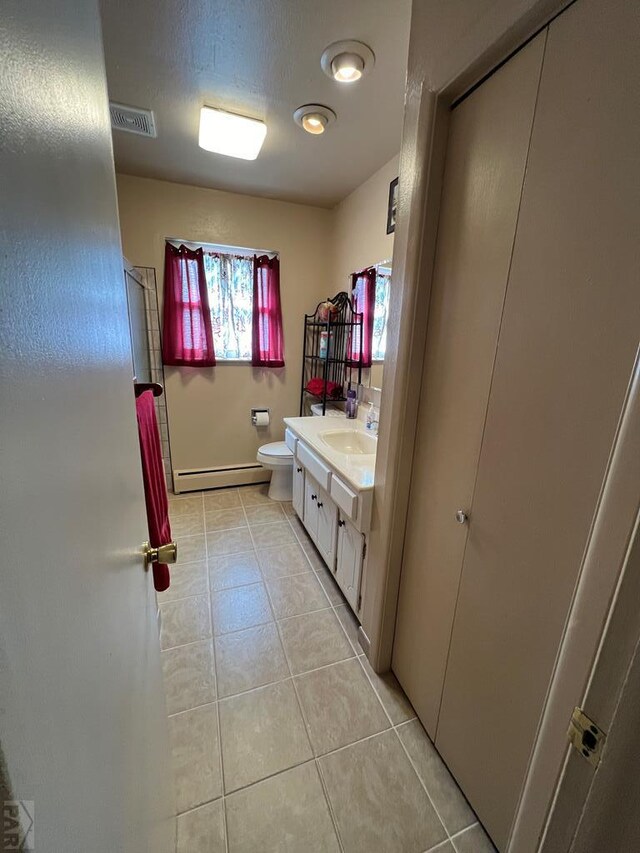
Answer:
[109, 102, 157, 138]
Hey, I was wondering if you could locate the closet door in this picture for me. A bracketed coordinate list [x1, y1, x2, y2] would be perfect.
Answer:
[392, 34, 546, 736]
[436, 0, 640, 847]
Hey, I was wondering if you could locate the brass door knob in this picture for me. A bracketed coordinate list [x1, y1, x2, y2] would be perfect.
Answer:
[142, 541, 178, 569]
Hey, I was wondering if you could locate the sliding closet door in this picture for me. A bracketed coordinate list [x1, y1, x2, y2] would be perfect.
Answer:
[435, 0, 640, 847]
[392, 35, 546, 736]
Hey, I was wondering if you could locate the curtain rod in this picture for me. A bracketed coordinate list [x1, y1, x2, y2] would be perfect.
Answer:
[166, 237, 277, 257]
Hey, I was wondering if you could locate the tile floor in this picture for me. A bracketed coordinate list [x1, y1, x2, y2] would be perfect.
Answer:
[161, 484, 496, 853]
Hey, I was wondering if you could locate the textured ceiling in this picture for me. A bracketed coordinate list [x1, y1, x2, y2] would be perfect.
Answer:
[100, 0, 411, 207]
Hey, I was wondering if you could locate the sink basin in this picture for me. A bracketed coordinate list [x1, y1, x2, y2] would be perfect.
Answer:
[319, 429, 377, 455]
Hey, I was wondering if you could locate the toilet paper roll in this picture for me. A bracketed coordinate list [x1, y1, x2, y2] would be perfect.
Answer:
[254, 410, 270, 427]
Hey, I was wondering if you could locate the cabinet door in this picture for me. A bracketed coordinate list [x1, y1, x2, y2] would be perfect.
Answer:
[292, 462, 305, 520]
[303, 474, 319, 542]
[336, 516, 364, 612]
[315, 483, 337, 569]
[393, 33, 546, 739]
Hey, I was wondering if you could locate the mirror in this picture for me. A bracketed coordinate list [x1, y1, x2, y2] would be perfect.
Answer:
[353, 259, 391, 390]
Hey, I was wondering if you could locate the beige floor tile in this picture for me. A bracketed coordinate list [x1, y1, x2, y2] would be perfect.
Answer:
[238, 483, 272, 505]
[205, 507, 247, 532]
[219, 680, 312, 793]
[451, 823, 496, 853]
[211, 582, 273, 636]
[287, 514, 314, 546]
[257, 543, 312, 579]
[266, 572, 329, 619]
[169, 704, 222, 813]
[177, 800, 225, 853]
[203, 488, 241, 510]
[225, 761, 340, 853]
[397, 719, 477, 836]
[319, 730, 447, 853]
[209, 551, 261, 592]
[425, 843, 455, 853]
[314, 562, 347, 606]
[176, 534, 207, 564]
[169, 495, 203, 517]
[244, 503, 286, 525]
[295, 659, 389, 755]
[335, 603, 361, 652]
[278, 609, 354, 675]
[281, 501, 296, 517]
[157, 561, 208, 603]
[360, 656, 416, 725]
[160, 595, 212, 650]
[171, 512, 205, 538]
[215, 623, 289, 698]
[207, 527, 253, 557]
[250, 521, 297, 549]
[162, 640, 216, 714]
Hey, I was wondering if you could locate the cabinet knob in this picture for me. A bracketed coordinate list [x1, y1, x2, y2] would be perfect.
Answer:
[311, 494, 317, 501]
[317, 501, 323, 508]
[338, 519, 345, 527]
[296, 466, 302, 473]
[455, 509, 468, 524]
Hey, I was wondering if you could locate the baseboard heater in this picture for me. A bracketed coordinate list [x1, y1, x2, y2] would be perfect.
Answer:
[172, 463, 268, 494]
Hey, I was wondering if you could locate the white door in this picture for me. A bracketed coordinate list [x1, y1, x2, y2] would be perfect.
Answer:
[315, 485, 338, 569]
[304, 474, 319, 541]
[336, 516, 364, 611]
[292, 461, 305, 520]
[0, 3, 174, 852]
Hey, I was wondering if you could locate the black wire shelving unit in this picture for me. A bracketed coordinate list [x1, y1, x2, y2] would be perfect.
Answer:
[299, 292, 363, 416]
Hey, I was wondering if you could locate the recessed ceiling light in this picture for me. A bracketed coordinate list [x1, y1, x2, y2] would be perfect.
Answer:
[198, 107, 266, 160]
[293, 104, 336, 135]
[321, 40, 375, 83]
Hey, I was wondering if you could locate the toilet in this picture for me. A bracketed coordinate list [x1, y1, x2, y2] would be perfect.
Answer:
[257, 405, 344, 501]
[256, 441, 294, 500]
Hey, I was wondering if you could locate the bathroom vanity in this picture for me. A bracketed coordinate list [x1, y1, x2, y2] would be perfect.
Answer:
[283, 415, 375, 618]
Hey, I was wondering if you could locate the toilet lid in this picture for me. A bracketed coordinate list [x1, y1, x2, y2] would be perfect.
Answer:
[259, 441, 292, 458]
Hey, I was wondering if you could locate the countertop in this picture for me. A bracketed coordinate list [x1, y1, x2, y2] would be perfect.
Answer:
[283, 414, 377, 491]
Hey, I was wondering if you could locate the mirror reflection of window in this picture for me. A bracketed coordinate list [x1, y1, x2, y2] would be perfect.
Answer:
[372, 264, 391, 361]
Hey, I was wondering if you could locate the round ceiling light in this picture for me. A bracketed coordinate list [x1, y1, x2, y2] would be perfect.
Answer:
[321, 40, 375, 83]
[293, 104, 336, 135]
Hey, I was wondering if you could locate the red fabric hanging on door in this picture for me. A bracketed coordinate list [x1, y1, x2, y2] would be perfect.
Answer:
[135, 390, 171, 592]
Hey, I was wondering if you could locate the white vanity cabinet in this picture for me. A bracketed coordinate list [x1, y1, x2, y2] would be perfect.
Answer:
[336, 514, 365, 611]
[287, 426, 373, 619]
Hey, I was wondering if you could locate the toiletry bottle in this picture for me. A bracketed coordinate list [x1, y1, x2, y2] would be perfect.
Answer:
[366, 402, 374, 430]
[346, 389, 358, 419]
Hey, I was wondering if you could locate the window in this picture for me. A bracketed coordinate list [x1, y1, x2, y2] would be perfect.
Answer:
[203, 252, 254, 360]
[371, 265, 391, 361]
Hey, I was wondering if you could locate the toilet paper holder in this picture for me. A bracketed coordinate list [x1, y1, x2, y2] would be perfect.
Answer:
[251, 407, 271, 426]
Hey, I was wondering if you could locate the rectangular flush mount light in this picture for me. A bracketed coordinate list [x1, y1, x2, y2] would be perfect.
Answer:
[198, 107, 267, 160]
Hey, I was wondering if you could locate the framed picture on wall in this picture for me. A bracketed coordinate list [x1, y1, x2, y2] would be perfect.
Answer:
[386, 176, 399, 234]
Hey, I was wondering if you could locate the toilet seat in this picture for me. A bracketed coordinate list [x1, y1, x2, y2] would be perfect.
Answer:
[256, 441, 293, 468]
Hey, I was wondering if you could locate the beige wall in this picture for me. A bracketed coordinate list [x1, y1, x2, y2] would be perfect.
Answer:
[332, 154, 398, 388]
[116, 173, 332, 471]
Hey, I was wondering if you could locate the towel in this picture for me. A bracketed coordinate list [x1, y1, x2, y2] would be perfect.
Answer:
[306, 377, 343, 399]
[135, 390, 172, 592]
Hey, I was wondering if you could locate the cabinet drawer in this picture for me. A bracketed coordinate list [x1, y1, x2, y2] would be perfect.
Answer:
[296, 441, 331, 491]
[284, 428, 297, 454]
[330, 475, 358, 521]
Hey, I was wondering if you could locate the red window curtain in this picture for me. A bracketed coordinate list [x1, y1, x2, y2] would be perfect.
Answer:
[349, 267, 377, 368]
[161, 243, 216, 366]
[252, 255, 285, 367]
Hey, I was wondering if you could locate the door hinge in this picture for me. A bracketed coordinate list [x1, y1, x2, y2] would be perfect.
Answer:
[568, 706, 606, 769]
[362, 539, 367, 560]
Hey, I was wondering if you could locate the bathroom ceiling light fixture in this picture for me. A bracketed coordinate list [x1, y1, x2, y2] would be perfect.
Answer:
[321, 40, 375, 83]
[293, 104, 336, 135]
[198, 107, 267, 160]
